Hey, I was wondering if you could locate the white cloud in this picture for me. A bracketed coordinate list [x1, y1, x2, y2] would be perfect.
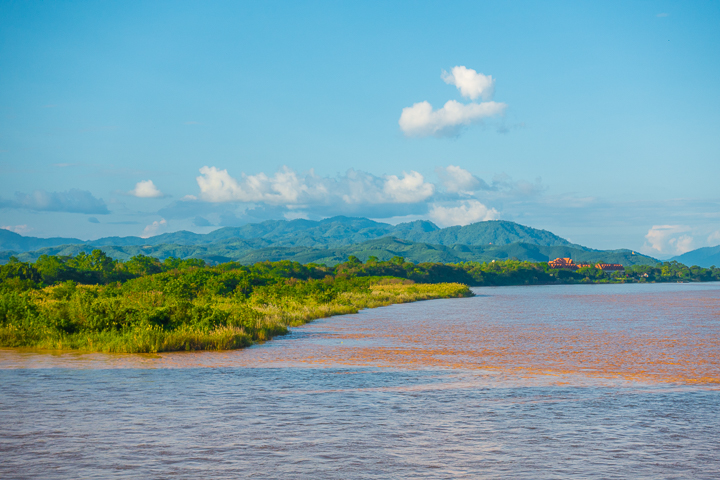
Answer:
[399, 100, 506, 137]
[708, 231, 720, 246]
[644, 225, 694, 255]
[196, 166, 318, 204]
[383, 171, 435, 203]
[196, 166, 434, 206]
[673, 235, 694, 254]
[441, 66, 495, 101]
[1, 224, 32, 235]
[436, 165, 485, 193]
[400, 66, 506, 137]
[428, 200, 499, 227]
[130, 180, 165, 198]
[141, 219, 167, 238]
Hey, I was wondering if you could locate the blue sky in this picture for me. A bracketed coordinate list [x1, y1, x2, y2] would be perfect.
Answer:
[1, 0, 719, 257]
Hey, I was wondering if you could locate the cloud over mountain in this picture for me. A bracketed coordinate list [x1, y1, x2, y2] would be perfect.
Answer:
[436, 165, 488, 193]
[150, 165, 557, 229]
[196, 166, 435, 206]
[644, 225, 694, 255]
[429, 200, 499, 227]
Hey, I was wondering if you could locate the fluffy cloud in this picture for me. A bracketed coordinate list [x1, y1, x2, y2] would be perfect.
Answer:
[148, 164, 568, 228]
[129, 180, 165, 198]
[441, 66, 495, 101]
[142, 219, 167, 238]
[399, 100, 506, 137]
[196, 166, 328, 204]
[0, 189, 109, 214]
[382, 171, 435, 203]
[428, 200, 499, 227]
[196, 166, 435, 206]
[436, 165, 487, 193]
[399, 66, 507, 137]
[644, 225, 694, 255]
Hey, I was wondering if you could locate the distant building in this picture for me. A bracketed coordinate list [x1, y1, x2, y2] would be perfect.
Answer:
[595, 263, 625, 272]
[548, 258, 575, 269]
[548, 258, 592, 270]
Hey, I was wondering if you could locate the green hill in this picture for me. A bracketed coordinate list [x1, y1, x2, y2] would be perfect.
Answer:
[2, 216, 658, 267]
[671, 245, 720, 268]
[0, 229, 83, 251]
[401, 220, 580, 248]
[1, 217, 580, 252]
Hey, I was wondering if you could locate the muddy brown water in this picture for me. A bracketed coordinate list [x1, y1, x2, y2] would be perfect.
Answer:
[1, 283, 719, 478]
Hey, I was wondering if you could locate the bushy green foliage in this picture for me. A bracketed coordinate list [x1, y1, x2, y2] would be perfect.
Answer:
[625, 261, 720, 283]
[0, 253, 472, 353]
[335, 257, 720, 286]
[1, 250, 206, 288]
[1, 252, 717, 354]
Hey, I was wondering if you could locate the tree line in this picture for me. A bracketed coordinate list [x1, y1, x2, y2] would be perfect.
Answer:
[2, 251, 719, 293]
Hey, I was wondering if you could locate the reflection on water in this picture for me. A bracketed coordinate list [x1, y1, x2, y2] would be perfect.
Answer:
[1, 283, 719, 478]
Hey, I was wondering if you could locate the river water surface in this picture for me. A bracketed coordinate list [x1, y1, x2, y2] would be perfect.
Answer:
[1, 283, 719, 478]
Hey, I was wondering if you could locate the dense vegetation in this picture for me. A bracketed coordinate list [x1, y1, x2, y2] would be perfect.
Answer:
[0, 252, 471, 353]
[1, 251, 717, 354]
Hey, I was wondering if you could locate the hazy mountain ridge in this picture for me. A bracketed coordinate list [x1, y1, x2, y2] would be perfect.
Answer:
[670, 245, 720, 268]
[0, 229, 83, 252]
[0, 217, 578, 252]
[0, 216, 654, 267]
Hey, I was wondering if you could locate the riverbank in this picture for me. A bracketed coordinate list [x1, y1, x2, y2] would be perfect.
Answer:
[0, 278, 471, 353]
[2, 252, 718, 354]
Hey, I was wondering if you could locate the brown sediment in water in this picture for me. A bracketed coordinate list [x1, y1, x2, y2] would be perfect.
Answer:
[1, 285, 718, 386]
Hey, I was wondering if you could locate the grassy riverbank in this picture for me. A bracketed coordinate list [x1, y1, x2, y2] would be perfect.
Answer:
[0, 257, 471, 353]
[2, 250, 718, 353]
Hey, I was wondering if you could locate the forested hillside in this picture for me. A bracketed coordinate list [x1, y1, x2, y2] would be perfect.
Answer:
[0, 237, 658, 266]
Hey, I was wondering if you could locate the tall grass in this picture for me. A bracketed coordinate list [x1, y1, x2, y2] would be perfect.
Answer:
[0, 280, 471, 353]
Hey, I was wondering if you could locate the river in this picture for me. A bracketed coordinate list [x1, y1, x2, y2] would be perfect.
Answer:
[1, 283, 719, 478]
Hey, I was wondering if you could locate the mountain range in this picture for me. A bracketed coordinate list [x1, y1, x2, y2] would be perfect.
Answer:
[0, 217, 578, 251]
[0, 217, 661, 266]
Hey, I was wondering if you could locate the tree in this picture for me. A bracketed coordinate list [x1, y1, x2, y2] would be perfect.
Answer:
[391, 256, 405, 265]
